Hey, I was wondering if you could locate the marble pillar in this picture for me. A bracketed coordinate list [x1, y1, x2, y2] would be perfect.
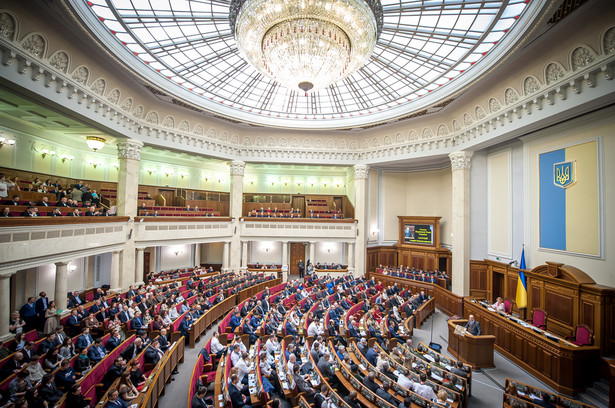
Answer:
[241, 241, 248, 270]
[0, 274, 13, 337]
[354, 164, 369, 277]
[348, 243, 356, 269]
[54, 262, 68, 311]
[116, 139, 142, 290]
[229, 161, 245, 271]
[116, 139, 143, 217]
[194, 244, 201, 267]
[110, 250, 121, 291]
[281, 241, 288, 266]
[449, 151, 473, 296]
[222, 242, 230, 271]
[309, 242, 315, 264]
[85, 256, 95, 289]
[135, 248, 145, 285]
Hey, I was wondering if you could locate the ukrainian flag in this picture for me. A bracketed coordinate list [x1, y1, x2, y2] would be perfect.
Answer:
[539, 140, 599, 256]
[516, 247, 527, 309]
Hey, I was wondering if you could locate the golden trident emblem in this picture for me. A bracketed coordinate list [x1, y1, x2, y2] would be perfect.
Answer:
[553, 160, 576, 189]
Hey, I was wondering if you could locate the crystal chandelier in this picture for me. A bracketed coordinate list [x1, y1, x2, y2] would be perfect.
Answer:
[230, 0, 382, 93]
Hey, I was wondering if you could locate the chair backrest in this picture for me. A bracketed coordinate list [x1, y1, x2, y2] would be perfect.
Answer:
[532, 309, 547, 327]
[575, 324, 593, 345]
[503, 299, 512, 314]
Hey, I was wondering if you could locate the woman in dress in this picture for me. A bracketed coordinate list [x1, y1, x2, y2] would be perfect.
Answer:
[128, 359, 146, 390]
[119, 372, 139, 401]
[44, 300, 60, 334]
[44, 346, 62, 371]
[9, 332, 26, 352]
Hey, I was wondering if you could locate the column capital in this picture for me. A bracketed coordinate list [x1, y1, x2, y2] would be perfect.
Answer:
[449, 151, 473, 171]
[54, 261, 69, 267]
[117, 139, 144, 160]
[0, 273, 13, 280]
[353, 164, 369, 180]
[229, 160, 246, 176]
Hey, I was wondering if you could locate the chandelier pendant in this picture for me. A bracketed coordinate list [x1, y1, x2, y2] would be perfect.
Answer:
[230, 0, 383, 93]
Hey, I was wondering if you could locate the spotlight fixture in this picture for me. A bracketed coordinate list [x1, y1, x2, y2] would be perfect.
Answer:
[230, 0, 382, 92]
[86, 136, 106, 151]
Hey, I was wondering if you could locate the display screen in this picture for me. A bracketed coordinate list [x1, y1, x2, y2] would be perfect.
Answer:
[404, 224, 434, 245]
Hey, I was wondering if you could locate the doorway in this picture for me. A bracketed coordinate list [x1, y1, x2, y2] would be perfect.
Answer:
[158, 189, 175, 206]
[291, 196, 306, 217]
[333, 196, 343, 214]
[290, 242, 307, 276]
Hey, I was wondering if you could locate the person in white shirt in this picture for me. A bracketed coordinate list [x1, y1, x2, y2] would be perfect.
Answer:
[413, 373, 437, 400]
[236, 352, 253, 383]
[265, 336, 280, 355]
[286, 353, 297, 374]
[210, 331, 225, 358]
[307, 320, 322, 337]
[397, 368, 414, 390]
[230, 343, 242, 367]
[0, 175, 7, 199]
[168, 307, 179, 320]
[259, 352, 273, 376]
[491, 297, 506, 312]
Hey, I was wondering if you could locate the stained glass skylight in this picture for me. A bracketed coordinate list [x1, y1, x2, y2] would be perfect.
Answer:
[71, 0, 538, 129]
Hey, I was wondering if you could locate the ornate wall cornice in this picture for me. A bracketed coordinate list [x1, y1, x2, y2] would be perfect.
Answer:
[0, 9, 613, 166]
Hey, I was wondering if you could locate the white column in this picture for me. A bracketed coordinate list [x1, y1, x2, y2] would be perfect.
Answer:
[116, 140, 143, 217]
[229, 161, 245, 271]
[281, 241, 288, 266]
[222, 242, 230, 271]
[0, 274, 13, 337]
[54, 262, 69, 312]
[354, 164, 369, 277]
[348, 243, 356, 269]
[110, 251, 121, 291]
[309, 242, 315, 264]
[241, 241, 248, 270]
[117, 140, 142, 289]
[194, 244, 201, 267]
[85, 256, 95, 289]
[135, 248, 145, 285]
[449, 151, 473, 296]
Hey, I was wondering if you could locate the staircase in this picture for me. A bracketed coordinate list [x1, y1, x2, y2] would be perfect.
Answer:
[577, 378, 609, 408]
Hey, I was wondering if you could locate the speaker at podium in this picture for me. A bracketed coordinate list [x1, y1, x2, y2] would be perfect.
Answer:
[447, 319, 496, 369]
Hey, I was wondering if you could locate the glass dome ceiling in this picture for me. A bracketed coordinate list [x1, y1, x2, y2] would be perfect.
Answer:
[74, 0, 537, 129]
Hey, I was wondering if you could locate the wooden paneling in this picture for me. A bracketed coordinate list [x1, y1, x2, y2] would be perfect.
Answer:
[290, 242, 306, 275]
[469, 260, 615, 356]
[465, 299, 600, 395]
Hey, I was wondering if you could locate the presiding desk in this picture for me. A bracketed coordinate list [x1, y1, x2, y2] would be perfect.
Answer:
[447, 319, 496, 369]
[464, 298, 600, 396]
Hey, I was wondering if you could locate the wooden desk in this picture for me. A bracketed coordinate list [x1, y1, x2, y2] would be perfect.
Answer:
[464, 298, 600, 395]
[447, 319, 496, 369]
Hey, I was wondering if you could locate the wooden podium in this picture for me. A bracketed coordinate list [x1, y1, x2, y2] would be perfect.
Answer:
[447, 319, 496, 369]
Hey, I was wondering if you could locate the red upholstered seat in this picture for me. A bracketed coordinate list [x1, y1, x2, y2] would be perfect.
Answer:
[528, 308, 547, 329]
[503, 299, 512, 314]
[567, 324, 593, 346]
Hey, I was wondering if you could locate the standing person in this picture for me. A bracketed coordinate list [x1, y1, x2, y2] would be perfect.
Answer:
[297, 259, 305, 279]
[44, 300, 60, 334]
[35, 292, 49, 331]
[464, 315, 482, 336]
[19, 297, 36, 332]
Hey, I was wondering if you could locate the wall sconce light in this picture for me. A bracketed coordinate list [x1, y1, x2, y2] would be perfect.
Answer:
[145, 168, 156, 175]
[112, 163, 119, 170]
[88, 159, 104, 169]
[180, 172, 189, 179]
[327, 248, 331, 253]
[60, 154, 75, 163]
[68, 264, 77, 272]
[174, 250, 183, 256]
[0, 135, 16, 149]
[264, 247, 270, 252]
[41, 148, 56, 159]
[323, 183, 327, 187]
[163, 170, 174, 178]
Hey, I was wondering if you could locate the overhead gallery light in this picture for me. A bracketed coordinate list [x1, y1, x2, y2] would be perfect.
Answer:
[86, 136, 106, 151]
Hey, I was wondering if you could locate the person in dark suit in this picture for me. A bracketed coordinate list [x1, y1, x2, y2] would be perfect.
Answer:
[191, 386, 209, 408]
[121, 338, 145, 361]
[229, 374, 253, 408]
[179, 313, 192, 339]
[118, 306, 131, 323]
[35, 291, 49, 330]
[75, 328, 94, 349]
[297, 259, 305, 278]
[102, 357, 126, 389]
[532, 392, 556, 408]
[67, 292, 83, 308]
[343, 391, 361, 408]
[362, 371, 379, 393]
[37, 197, 51, 207]
[106, 330, 123, 351]
[376, 382, 397, 405]
[366, 346, 378, 367]
[7, 195, 20, 206]
[292, 364, 315, 400]
[19, 297, 36, 331]
[144, 339, 165, 366]
[38, 374, 64, 405]
[464, 315, 481, 336]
